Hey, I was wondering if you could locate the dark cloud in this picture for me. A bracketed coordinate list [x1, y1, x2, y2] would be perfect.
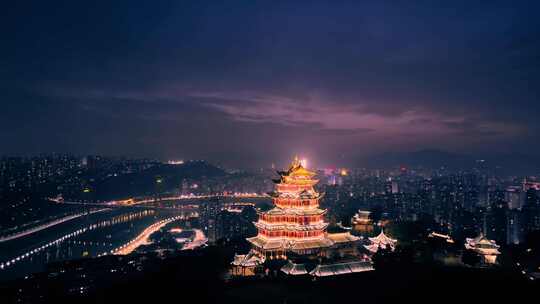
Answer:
[1, 1, 540, 167]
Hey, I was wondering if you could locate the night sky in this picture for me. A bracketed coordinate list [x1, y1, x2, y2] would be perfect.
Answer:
[2, 1, 540, 167]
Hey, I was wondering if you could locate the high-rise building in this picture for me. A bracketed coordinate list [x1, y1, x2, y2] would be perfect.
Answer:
[391, 181, 399, 194]
[215, 206, 258, 242]
[199, 198, 222, 244]
[523, 188, 540, 233]
[506, 209, 522, 245]
[505, 186, 523, 210]
[486, 200, 508, 245]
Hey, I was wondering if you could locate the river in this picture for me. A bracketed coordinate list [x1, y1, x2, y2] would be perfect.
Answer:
[0, 207, 193, 281]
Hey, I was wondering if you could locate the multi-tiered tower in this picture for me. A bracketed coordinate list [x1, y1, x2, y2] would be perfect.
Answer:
[247, 156, 333, 259]
[232, 157, 360, 276]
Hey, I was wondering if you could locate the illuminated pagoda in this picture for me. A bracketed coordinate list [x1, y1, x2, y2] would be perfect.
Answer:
[363, 228, 397, 254]
[231, 252, 265, 276]
[231, 156, 363, 276]
[464, 234, 501, 264]
[352, 210, 374, 234]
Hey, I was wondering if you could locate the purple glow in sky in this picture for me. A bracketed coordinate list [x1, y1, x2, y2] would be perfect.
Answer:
[2, 1, 539, 167]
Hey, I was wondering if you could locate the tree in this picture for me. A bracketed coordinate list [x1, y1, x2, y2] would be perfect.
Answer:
[462, 250, 481, 266]
[369, 206, 383, 224]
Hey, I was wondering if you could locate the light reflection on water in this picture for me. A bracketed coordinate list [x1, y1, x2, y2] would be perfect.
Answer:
[0, 209, 193, 281]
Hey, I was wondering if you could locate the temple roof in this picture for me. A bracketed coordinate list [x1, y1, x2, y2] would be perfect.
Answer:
[288, 166, 317, 177]
[247, 236, 286, 250]
[326, 232, 361, 243]
[466, 234, 500, 246]
[246, 235, 335, 251]
[309, 261, 374, 277]
[428, 232, 455, 243]
[280, 261, 308, 275]
[231, 251, 265, 267]
[364, 229, 397, 253]
[364, 243, 380, 253]
[465, 234, 500, 253]
[369, 229, 397, 245]
[277, 156, 317, 178]
[290, 238, 334, 250]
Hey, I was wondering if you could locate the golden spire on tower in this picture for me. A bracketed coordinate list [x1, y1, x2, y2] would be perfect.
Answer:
[292, 155, 300, 167]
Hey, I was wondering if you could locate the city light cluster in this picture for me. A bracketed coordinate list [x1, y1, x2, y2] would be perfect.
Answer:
[105, 216, 184, 256]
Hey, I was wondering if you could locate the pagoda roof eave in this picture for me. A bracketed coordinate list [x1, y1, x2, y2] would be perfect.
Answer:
[281, 261, 308, 275]
[326, 232, 361, 243]
[231, 251, 265, 266]
[265, 207, 326, 216]
[247, 236, 285, 250]
[255, 222, 329, 231]
[309, 261, 374, 277]
[369, 229, 397, 245]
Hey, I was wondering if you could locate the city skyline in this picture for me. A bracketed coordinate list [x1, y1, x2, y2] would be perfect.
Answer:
[2, 1, 540, 168]
[2, 2, 540, 301]
[1, 148, 539, 301]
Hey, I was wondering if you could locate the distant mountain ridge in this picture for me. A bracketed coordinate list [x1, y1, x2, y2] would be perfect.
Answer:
[364, 149, 471, 168]
[360, 149, 540, 175]
[94, 160, 227, 200]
